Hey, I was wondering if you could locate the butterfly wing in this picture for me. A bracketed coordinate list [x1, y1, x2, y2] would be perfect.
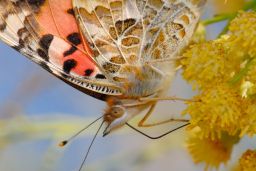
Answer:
[73, 0, 205, 87]
[73, 0, 143, 84]
[139, 0, 206, 93]
[0, 0, 123, 100]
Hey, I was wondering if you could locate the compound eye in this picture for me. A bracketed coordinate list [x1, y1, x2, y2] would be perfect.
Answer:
[111, 106, 124, 118]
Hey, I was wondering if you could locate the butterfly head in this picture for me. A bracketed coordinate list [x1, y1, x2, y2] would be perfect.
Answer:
[103, 98, 128, 136]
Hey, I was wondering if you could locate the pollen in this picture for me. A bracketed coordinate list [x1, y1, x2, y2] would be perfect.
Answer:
[183, 84, 243, 140]
[180, 39, 233, 90]
[229, 11, 256, 57]
[238, 150, 256, 171]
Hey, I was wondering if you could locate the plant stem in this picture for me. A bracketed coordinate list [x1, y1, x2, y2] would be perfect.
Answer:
[202, 14, 233, 26]
[229, 58, 255, 85]
[218, 0, 256, 37]
[202, 0, 256, 35]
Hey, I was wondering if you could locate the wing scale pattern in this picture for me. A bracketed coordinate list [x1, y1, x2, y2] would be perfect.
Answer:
[0, 0, 205, 99]
[73, 0, 205, 91]
[0, 0, 123, 99]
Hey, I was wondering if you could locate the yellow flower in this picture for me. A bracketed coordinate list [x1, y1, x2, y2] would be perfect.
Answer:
[240, 99, 256, 137]
[183, 84, 243, 140]
[186, 128, 239, 169]
[237, 150, 256, 171]
[180, 38, 233, 90]
[181, 11, 256, 140]
[229, 11, 256, 57]
[240, 80, 254, 98]
[246, 59, 256, 83]
[180, 7, 256, 171]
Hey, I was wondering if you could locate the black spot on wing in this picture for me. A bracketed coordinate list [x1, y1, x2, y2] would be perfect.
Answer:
[39, 34, 54, 51]
[38, 61, 51, 72]
[17, 28, 27, 37]
[63, 46, 77, 57]
[12, 43, 24, 51]
[61, 73, 68, 79]
[85, 69, 93, 76]
[95, 74, 106, 79]
[67, 8, 75, 16]
[37, 49, 49, 61]
[27, 0, 45, 6]
[13, 0, 45, 13]
[18, 39, 25, 48]
[63, 59, 77, 74]
[67, 33, 81, 45]
[0, 23, 6, 31]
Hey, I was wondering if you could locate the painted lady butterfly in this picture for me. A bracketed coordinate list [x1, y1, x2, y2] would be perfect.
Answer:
[0, 0, 206, 169]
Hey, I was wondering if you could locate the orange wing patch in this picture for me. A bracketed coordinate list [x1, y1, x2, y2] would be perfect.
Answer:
[33, 0, 96, 77]
[0, 0, 123, 98]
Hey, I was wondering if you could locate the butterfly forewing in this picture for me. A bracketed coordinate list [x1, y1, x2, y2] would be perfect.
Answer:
[0, 0, 205, 98]
[0, 0, 123, 99]
[73, 0, 144, 84]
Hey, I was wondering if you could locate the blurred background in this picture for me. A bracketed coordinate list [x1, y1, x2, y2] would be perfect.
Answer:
[0, 0, 254, 171]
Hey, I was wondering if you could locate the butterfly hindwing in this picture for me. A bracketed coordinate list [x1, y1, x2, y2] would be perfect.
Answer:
[73, 0, 205, 86]
[141, 0, 202, 61]
[0, 0, 123, 99]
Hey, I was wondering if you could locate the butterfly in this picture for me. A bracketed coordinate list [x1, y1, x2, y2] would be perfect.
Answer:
[0, 0, 206, 169]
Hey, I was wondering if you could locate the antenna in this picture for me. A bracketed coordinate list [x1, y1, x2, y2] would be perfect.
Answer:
[59, 116, 103, 147]
[78, 121, 104, 171]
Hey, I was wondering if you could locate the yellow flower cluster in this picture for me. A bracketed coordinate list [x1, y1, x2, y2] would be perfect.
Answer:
[240, 98, 256, 137]
[180, 37, 233, 90]
[183, 84, 244, 139]
[186, 128, 239, 169]
[190, 22, 206, 44]
[180, 11, 256, 169]
[237, 150, 256, 171]
[229, 12, 256, 57]
[181, 11, 256, 139]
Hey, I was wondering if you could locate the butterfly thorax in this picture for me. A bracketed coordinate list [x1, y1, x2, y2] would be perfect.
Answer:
[116, 64, 166, 98]
[103, 61, 176, 133]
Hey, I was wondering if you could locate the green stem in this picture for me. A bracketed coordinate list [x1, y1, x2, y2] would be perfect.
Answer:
[218, 0, 256, 37]
[244, 0, 256, 11]
[218, 20, 231, 37]
[202, 14, 233, 26]
[202, 0, 256, 27]
[229, 58, 255, 85]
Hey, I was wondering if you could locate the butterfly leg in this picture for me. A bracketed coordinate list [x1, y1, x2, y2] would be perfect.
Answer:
[126, 122, 189, 140]
[139, 96, 199, 103]
[124, 97, 196, 139]
[126, 104, 190, 139]
[138, 104, 188, 128]
[125, 104, 189, 139]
